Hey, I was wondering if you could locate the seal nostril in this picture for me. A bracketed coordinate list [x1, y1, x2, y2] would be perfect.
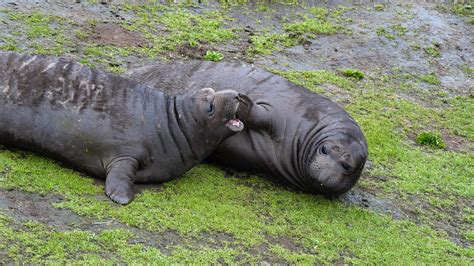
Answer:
[341, 163, 351, 171]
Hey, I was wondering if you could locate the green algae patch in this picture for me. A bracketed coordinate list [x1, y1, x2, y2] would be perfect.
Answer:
[0, 7, 237, 69]
[0, 10, 73, 56]
[0, 148, 471, 263]
[340, 68, 365, 80]
[0, 150, 101, 196]
[122, 6, 236, 53]
[0, 213, 167, 264]
[376, 24, 408, 41]
[416, 131, 446, 149]
[418, 73, 441, 85]
[0, 36, 22, 52]
[424, 45, 441, 57]
[204, 50, 224, 61]
[248, 7, 346, 56]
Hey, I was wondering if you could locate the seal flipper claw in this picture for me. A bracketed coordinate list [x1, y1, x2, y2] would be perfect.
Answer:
[105, 157, 138, 205]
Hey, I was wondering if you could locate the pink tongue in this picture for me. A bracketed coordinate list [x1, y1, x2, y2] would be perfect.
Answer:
[231, 119, 241, 127]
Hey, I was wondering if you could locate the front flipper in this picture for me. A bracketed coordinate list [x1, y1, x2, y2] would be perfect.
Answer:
[105, 156, 138, 205]
[237, 93, 275, 134]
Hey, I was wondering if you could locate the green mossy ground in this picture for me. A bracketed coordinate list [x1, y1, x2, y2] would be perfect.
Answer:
[0, 1, 472, 264]
[1, 151, 472, 263]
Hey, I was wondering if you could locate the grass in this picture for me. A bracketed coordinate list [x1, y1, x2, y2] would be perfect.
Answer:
[283, 7, 340, 38]
[0, 7, 236, 69]
[340, 68, 365, 80]
[376, 27, 395, 40]
[418, 73, 441, 85]
[0, 10, 73, 56]
[376, 24, 408, 40]
[374, 4, 386, 11]
[0, 213, 167, 264]
[424, 45, 441, 57]
[437, 3, 474, 24]
[462, 66, 474, 78]
[248, 7, 345, 56]
[390, 24, 408, 35]
[204, 50, 224, 61]
[0, 36, 23, 52]
[452, 3, 474, 24]
[122, 6, 235, 54]
[416, 132, 446, 149]
[0, 150, 472, 264]
[376, 24, 408, 41]
[248, 31, 284, 55]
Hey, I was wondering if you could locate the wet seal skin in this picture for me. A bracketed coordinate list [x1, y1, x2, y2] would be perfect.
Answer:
[0, 52, 246, 204]
[125, 61, 368, 198]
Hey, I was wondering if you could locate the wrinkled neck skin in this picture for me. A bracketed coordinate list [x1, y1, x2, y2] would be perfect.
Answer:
[246, 96, 367, 196]
[173, 92, 228, 162]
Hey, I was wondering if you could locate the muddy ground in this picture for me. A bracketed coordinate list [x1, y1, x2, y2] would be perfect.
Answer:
[0, 0, 472, 263]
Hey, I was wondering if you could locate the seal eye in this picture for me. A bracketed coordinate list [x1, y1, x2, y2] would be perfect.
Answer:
[341, 163, 351, 171]
[321, 146, 328, 155]
[208, 103, 215, 115]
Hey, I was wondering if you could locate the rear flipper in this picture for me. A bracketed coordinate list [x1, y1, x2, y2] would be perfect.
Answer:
[105, 156, 138, 205]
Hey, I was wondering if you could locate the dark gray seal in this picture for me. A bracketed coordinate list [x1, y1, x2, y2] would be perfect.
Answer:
[125, 61, 368, 197]
[0, 52, 246, 204]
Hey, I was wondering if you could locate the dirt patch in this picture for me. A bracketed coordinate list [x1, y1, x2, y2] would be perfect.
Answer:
[441, 130, 474, 153]
[0, 188, 309, 260]
[341, 186, 414, 221]
[255, 4, 473, 96]
[265, 235, 308, 253]
[319, 83, 352, 106]
[249, 243, 289, 264]
[175, 43, 209, 59]
[0, 188, 242, 256]
[341, 185, 473, 248]
[407, 130, 472, 153]
[90, 23, 151, 48]
[333, 247, 356, 265]
[0, 188, 116, 232]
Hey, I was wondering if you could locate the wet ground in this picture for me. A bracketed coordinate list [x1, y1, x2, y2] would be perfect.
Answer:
[0, 0, 472, 263]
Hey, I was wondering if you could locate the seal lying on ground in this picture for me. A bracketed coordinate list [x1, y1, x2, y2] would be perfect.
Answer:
[0, 52, 246, 204]
[125, 61, 368, 197]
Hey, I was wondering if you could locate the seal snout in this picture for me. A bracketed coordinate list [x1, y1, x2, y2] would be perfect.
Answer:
[213, 90, 245, 132]
[306, 138, 367, 197]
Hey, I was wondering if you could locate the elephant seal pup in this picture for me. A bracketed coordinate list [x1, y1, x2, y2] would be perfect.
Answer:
[0, 52, 246, 204]
[125, 61, 368, 197]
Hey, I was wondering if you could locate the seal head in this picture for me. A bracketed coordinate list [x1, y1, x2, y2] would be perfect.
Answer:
[305, 135, 367, 197]
[179, 88, 244, 146]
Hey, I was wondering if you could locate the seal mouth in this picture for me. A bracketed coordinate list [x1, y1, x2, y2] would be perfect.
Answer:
[224, 97, 244, 132]
[226, 117, 244, 132]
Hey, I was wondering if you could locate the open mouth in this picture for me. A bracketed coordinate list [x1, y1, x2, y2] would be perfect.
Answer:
[226, 117, 244, 132]
[224, 100, 245, 132]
